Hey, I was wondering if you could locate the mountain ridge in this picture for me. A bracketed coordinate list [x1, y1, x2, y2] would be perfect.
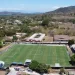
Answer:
[0, 6, 75, 15]
[47, 6, 75, 14]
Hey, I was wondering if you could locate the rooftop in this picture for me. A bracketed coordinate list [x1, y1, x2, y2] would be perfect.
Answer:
[54, 35, 70, 41]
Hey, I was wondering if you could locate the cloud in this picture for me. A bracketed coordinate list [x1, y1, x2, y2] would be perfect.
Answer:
[0, 8, 20, 11]
[0, 5, 61, 12]
[51, 6, 60, 10]
[0, 3, 25, 11]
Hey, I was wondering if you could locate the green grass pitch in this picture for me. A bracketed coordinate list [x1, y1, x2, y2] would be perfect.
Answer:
[0, 44, 71, 67]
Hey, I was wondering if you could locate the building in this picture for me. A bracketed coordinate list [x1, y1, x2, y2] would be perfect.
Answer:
[69, 71, 75, 75]
[26, 33, 45, 42]
[16, 33, 27, 39]
[70, 44, 75, 52]
[14, 20, 22, 25]
[5, 36, 13, 42]
[53, 35, 70, 43]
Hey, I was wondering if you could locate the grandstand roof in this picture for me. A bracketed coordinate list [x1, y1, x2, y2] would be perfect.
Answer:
[54, 35, 69, 41]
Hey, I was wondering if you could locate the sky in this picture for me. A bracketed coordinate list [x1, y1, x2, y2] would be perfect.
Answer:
[0, 0, 75, 13]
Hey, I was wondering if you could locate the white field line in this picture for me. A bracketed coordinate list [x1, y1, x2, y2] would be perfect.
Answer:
[9, 52, 17, 58]
[25, 47, 34, 59]
[33, 45, 39, 60]
[33, 54, 41, 56]
[0, 43, 14, 54]
[55, 47, 58, 63]
[25, 45, 40, 60]
[5, 61, 10, 63]
[4, 53, 17, 64]
[46, 44, 66, 46]
[9, 45, 21, 58]
[3, 52, 17, 64]
[2, 52, 17, 59]
[29, 54, 42, 56]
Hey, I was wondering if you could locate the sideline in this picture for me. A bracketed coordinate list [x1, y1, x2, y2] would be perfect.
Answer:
[0, 43, 14, 54]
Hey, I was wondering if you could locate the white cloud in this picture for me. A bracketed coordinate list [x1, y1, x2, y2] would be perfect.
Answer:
[0, 5, 61, 12]
[0, 8, 21, 11]
[51, 6, 60, 10]
[0, 3, 25, 11]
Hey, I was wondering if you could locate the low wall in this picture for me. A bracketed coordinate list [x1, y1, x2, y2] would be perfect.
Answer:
[17, 42, 68, 45]
[52, 67, 75, 69]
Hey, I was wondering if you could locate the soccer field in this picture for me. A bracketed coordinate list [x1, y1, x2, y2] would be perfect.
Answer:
[0, 44, 71, 67]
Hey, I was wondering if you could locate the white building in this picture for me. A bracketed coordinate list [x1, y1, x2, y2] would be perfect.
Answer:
[27, 33, 45, 42]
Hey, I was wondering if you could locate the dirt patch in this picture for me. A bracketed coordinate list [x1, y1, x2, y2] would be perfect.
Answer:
[43, 36, 53, 42]
[70, 36, 75, 40]
[0, 71, 6, 75]
[0, 44, 12, 52]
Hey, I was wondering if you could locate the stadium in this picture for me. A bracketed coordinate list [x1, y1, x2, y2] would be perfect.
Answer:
[0, 44, 71, 67]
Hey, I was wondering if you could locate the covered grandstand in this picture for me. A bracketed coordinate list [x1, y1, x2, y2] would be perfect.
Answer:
[53, 35, 69, 43]
[26, 33, 45, 42]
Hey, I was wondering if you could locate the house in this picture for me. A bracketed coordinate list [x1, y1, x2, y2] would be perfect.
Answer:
[16, 33, 27, 39]
[53, 35, 70, 43]
[14, 20, 22, 25]
[69, 71, 75, 75]
[5, 36, 13, 42]
[6, 20, 12, 24]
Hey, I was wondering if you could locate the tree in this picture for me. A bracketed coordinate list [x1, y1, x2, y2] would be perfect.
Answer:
[0, 40, 3, 48]
[0, 29, 5, 37]
[20, 24, 31, 34]
[29, 60, 39, 71]
[29, 60, 51, 74]
[42, 19, 49, 26]
[0, 41, 3, 48]
[71, 54, 75, 65]
[12, 35, 18, 42]
[59, 68, 65, 74]
[5, 29, 16, 36]
[68, 40, 74, 46]
[47, 65, 52, 74]
[71, 19, 75, 24]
